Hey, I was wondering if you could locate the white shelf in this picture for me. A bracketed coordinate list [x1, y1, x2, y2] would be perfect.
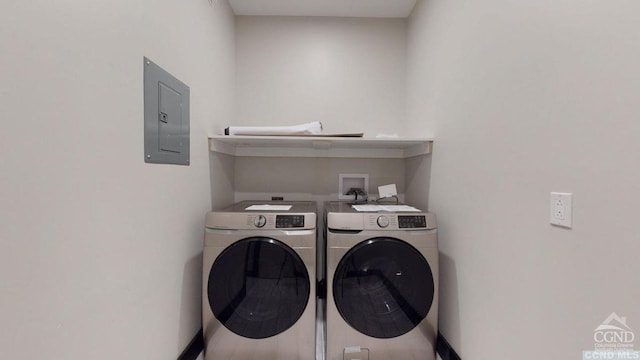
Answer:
[208, 135, 433, 159]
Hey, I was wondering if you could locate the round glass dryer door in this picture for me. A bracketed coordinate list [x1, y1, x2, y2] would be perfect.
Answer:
[208, 237, 310, 339]
[333, 237, 434, 339]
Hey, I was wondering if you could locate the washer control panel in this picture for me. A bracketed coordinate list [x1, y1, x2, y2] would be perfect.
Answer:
[398, 215, 427, 228]
[206, 202, 317, 230]
[242, 214, 312, 229]
[275, 215, 305, 228]
[362, 214, 432, 230]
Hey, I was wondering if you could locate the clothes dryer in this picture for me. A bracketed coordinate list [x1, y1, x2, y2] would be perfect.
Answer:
[325, 202, 438, 360]
[203, 201, 317, 360]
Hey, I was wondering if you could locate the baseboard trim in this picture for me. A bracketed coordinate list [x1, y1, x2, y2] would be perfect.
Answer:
[180, 328, 459, 360]
[437, 332, 462, 360]
[177, 328, 204, 360]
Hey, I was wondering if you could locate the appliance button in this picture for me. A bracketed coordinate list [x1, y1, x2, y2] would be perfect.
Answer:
[254, 215, 267, 228]
[377, 215, 390, 228]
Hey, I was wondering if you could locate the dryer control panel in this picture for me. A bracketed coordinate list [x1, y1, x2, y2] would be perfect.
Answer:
[326, 212, 436, 231]
[358, 213, 436, 230]
[398, 215, 427, 228]
[245, 214, 308, 229]
[275, 215, 305, 228]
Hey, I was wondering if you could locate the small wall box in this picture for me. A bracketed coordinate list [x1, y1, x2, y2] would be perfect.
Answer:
[143, 57, 190, 165]
[338, 174, 369, 200]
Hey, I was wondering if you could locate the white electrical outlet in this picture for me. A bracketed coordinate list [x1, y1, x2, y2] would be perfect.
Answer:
[550, 192, 572, 228]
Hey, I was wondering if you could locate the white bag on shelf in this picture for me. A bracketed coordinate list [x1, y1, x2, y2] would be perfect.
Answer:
[226, 121, 323, 136]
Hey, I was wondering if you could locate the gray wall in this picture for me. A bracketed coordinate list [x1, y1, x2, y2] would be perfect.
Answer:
[5, 1, 634, 358]
[234, 157, 407, 203]
[0, 1, 235, 358]
[406, 0, 640, 358]
[232, 15, 423, 207]
[235, 16, 408, 137]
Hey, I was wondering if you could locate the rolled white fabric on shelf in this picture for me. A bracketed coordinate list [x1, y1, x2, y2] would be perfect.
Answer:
[226, 121, 323, 136]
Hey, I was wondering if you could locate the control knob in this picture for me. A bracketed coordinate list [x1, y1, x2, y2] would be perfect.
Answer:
[254, 215, 267, 228]
[377, 215, 389, 228]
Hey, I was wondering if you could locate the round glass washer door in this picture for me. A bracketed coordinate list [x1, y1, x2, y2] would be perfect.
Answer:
[208, 237, 310, 339]
[333, 237, 434, 339]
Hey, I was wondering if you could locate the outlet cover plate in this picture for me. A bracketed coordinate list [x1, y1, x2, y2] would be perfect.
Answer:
[550, 192, 572, 228]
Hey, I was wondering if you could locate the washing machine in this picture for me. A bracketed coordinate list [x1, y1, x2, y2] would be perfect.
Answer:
[203, 201, 317, 360]
[325, 202, 438, 360]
